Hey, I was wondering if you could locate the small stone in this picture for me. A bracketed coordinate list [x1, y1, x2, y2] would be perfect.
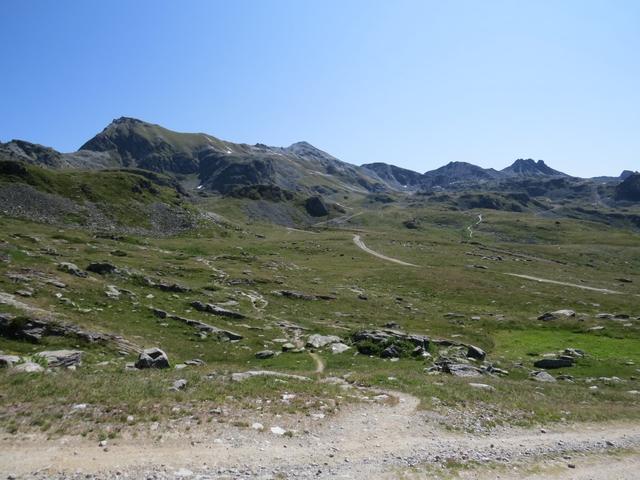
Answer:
[255, 350, 275, 359]
[170, 379, 187, 391]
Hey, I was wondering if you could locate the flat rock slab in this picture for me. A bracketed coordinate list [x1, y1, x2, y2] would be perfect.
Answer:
[190, 301, 245, 319]
[36, 349, 83, 367]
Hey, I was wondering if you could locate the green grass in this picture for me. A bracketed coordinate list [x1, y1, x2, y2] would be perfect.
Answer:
[0, 197, 639, 435]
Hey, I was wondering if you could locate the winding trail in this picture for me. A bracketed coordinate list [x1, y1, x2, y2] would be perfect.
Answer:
[309, 352, 325, 374]
[313, 211, 363, 227]
[467, 213, 483, 238]
[352, 234, 417, 267]
[505, 273, 624, 295]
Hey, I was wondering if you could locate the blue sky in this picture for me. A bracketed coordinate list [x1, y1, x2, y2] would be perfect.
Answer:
[1, 0, 638, 176]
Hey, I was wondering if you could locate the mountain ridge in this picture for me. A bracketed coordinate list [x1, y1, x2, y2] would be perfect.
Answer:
[1, 117, 634, 195]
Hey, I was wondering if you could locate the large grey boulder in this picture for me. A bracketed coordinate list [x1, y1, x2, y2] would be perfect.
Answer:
[135, 348, 170, 369]
[306, 334, 341, 349]
[36, 350, 83, 368]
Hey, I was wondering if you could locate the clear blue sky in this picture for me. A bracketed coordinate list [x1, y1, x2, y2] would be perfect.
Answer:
[1, 0, 638, 177]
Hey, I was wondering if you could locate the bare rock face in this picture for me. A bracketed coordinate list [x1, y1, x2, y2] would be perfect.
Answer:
[615, 172, 640, 201]
[135, 348, 170, 369]
[305, 195, 329, 217]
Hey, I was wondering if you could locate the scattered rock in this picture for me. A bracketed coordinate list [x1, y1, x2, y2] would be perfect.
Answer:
[281, 343, 298, 352]
[306, 334, 341, 349]
[352, 329, 430, 349]
[174, 468, 194, 478]
[438, 361, 484, 377]
[563, 348, 585, 358]
[184, 359, 206, 366]
[274, 290, 336, 301]
[0, 354, 21, 367]
[530, 371, 556, 382]
[330, 343, 350, 354]
[11, 362, 44, 373]
[86, 262, 118, 275]
[403, 218, 419, 229]
[255, 350, 275, 359]
[105, 285, 121, 299]
[57, 262, 87, 277]
[468, 383, 495, 391]
[190, 301, 245, 319]
[151, 307, 243, 340]
[381, 345, 401, 359]
[466, 345, 486, 361]
[36, 349, 83, 367]
[534, 358, 573, 369]
[270, 426, 287, 436]
[538, 310, 575, 321]
[134, 348, 170, 369]
[170, 379, 187, 391]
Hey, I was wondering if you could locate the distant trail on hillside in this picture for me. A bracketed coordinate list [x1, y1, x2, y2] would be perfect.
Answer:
[352, 234, 417, 267]
[505, 273, 624, 294]
[313, 211, 363, 227]
[467, 213, 483, 238]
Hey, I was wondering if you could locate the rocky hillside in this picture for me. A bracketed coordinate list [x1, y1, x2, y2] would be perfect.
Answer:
[501, 158, 568, 177]
[0, 159, 194, 233]
[73, 118, 384, 196]
[615, 172, 640, 201]
[2, 118, 637, 216]
[361, 162, 424, 189]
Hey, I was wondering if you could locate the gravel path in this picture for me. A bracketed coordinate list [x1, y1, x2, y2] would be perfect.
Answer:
[504, 273, 624, 295]
[352, 234, 417, 267]
[2, 387, 639, 479]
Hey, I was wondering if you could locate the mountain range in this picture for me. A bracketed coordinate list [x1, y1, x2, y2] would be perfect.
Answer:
[1, 117, 634, 198]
